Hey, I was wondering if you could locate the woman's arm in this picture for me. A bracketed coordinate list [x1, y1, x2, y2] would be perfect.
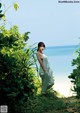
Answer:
[36, 53, 46, 73]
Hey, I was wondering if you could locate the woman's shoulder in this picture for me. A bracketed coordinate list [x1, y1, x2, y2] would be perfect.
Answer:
[36, 51, 40, 57]
[36, 51, 43, 58]
[36, 51, 41, 55]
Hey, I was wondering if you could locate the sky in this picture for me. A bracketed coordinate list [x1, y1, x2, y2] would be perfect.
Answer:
[1, 0, 80, 47]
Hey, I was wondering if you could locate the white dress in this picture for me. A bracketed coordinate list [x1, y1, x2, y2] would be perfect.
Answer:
[39, 54, 54, 93]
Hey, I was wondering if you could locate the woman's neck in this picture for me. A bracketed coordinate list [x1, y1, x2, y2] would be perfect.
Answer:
[38, 50, 43, 54]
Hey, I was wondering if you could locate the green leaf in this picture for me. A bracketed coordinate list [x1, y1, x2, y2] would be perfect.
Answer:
[0, 3, 2, 8]
[24, 32, 30, 41]
[0, 10, 2, 13]
[13, 3, 19, 11]
[0, 14, 4, 18]
[1, 14, 5, 20]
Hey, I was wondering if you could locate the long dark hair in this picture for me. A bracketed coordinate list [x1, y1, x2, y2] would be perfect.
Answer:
[37, 42, 45, 51]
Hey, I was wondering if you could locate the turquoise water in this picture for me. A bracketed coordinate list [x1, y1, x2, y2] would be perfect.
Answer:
[44, 45, 78, 76]
[44, 45, 78, 56]
[43, 45, 79, 96]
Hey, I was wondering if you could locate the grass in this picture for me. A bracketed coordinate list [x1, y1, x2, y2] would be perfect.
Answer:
[24, 89, 80, 113]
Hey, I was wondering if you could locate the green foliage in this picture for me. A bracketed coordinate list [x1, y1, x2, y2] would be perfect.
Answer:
[0, 25, 40, 113]
[20, 91, 80, 113]
[0, 2, 19, 22]
[13, 2, 19, 11]
[0, 3, 4, 18]
[68, 49, 80, 98]
[25, 90, 66, 113]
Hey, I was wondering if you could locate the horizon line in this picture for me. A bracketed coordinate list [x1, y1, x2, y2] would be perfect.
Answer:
[46, 44, 79, 48]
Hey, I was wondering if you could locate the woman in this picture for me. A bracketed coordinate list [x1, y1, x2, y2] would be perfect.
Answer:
[36, 42, 54, 95]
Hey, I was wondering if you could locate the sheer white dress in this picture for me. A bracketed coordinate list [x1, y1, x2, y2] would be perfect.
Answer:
[39, 54, 54, 94]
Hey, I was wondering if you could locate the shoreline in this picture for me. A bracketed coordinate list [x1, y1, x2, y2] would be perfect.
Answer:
[53, 75, 75, 97]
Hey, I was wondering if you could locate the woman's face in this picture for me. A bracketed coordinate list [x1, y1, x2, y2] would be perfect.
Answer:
[39, 46, 45, 52]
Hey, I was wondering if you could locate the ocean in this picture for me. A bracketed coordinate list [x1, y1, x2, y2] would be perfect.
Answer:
[43, 45, 79, 97]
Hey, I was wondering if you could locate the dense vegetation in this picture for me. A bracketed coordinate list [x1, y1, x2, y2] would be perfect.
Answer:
[68, 49, 80, 98]
[0, 2, 41, 112]
[0, 25, 40, 113]
[23, 90, 80, 113]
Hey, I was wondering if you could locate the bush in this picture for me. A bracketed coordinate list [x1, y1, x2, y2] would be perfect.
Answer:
[68, 49, 80, 98]
[25, 90, 66, 113]
[0, 26, 39, 113]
